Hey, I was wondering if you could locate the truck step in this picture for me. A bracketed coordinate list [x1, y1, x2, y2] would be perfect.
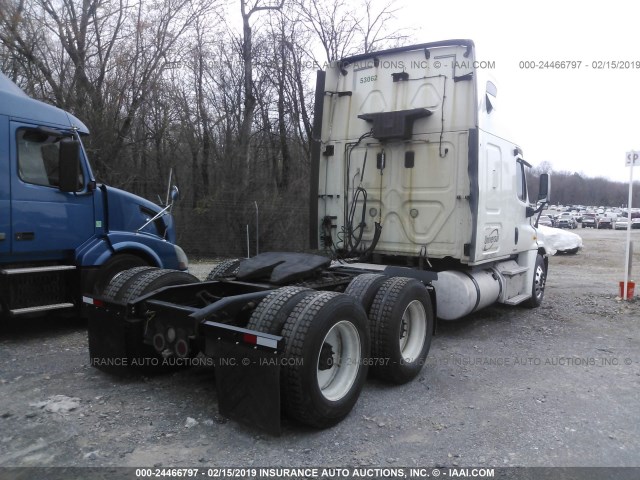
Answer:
[503, 293, 532, 305]
[499, 266, 528, 276]
[1, 265, 76, 275]
[9, 303, 75, 315]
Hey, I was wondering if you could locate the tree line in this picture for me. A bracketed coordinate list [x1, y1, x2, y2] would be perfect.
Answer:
[527, 161, 640, 210]
[0, 0, 407, 256]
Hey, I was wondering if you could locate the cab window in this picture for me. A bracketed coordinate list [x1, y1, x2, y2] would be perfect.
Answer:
[17, 129, 83, 189]
[516, 160, 528, 203]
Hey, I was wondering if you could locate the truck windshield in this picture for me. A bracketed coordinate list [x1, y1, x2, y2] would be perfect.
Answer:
[17, 128, 84, 190]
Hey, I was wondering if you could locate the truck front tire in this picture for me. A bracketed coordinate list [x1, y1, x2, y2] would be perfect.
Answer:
[526, 255, 547, 308]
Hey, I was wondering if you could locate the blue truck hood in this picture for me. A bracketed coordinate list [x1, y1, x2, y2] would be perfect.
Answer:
[105, 186, 177, 243]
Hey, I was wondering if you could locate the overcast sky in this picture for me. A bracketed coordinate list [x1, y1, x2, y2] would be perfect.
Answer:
[395, 0, 640, 183]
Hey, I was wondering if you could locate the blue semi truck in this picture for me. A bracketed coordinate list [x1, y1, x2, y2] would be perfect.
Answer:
[0, 73, 189, 317]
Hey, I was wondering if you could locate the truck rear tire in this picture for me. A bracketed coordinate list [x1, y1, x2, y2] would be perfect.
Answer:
[246, 286, 313, 335]
[120, 269, 199, 304]
[369, 277, 433, 384]
[89, 269, 200, 374]
[206, 259, 241, 280]
[344, 273, 387, 314]
[280, 291, 370, 428]
[526, 255, 547, 308]
[94, 254, 150, 295]
[102, 266, 157, 300]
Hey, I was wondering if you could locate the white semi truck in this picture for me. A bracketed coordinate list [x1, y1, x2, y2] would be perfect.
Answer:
[84, 39, 550, 434]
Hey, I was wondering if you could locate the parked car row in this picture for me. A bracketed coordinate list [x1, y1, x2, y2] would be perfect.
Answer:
[535, 216, 640, 256]
[542, 206, 640, 230]
[622, 218, 640, 229]
[593, 214, 640, 229]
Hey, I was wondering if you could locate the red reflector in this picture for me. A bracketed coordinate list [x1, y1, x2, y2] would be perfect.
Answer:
[83, 296, 103, 306]
[243, 333, 257, 345]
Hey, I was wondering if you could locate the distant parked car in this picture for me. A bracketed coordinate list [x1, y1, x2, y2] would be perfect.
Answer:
[538, 215, 554, 227]
[632, 218, 640, 229]
[571, 210, 583, 222]
[597, 216, 613, 229]
[582, 213, 597, 228]
[538, 225, 583, 255]
[541, 211, 557, 226]
[556, 212, 577, 229]
[615, 217, 630, 230]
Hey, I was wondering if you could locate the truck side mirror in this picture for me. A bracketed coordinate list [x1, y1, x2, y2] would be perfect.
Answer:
[170, 185, 180, 203]
[538, 173, 550, 203]
[58, 139, 82, 192]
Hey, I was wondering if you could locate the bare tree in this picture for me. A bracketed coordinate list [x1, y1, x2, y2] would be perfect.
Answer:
[0, 0, 219, 181]
[238, 0, 285, 182]
[293, 0, 359, 65]
[293, 0, 410, 65]
[358, 0, 410, 53]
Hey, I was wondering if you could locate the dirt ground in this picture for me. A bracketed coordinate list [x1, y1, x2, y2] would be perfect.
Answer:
[1, 228, 639, 472]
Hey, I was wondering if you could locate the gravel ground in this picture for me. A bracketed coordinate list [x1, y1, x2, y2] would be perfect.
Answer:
[1, 228, 639, 471]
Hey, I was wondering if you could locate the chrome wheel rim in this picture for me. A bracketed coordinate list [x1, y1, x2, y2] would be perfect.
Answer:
[534, 264, 546, 301]
[316, 320, 361, 402]
[399, 300, 427, 361]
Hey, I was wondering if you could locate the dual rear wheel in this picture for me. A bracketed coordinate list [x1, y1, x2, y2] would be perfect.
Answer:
[89, 267, 199, 372]
[367, 276, 434, 384]
[248, 275, 434, 428]
[247, 288, 369, 428]
[344, 274, 434, 383]
[95, 265, 434, 427]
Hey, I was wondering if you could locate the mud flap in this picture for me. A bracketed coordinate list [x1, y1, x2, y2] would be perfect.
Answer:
[84, 300, 147, 371]
[203, 321, 284, 435]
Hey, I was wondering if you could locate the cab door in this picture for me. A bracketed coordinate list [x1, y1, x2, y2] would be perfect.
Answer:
[9, 121, 95, 260]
